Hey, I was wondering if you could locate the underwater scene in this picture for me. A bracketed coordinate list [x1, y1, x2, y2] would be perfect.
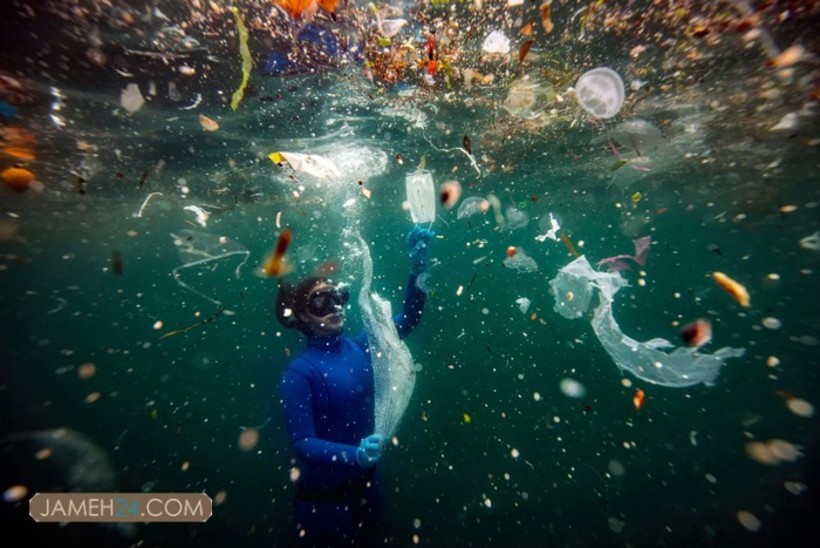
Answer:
[0, 0, 818, 546]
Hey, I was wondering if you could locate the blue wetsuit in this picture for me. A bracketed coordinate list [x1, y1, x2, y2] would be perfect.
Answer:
[280, 275, 426, 546]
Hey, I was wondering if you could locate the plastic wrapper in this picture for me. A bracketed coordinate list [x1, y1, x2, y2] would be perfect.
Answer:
[549, 256, 745, 387]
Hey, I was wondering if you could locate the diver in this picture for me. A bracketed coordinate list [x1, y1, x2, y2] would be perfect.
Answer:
[275, 225, 435, 547]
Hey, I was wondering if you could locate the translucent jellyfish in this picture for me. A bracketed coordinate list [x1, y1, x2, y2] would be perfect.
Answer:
[504, 248, 538, 272]
[504, 206, 529, 230]
[575, 68, 624, 119]
[549, 256, 745, 387]
[457, 196, 489, 220]
[503, 77, 556, 122]
[609, 119, 662, 155]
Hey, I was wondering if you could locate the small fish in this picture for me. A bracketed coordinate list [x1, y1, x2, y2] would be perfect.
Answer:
[258, 228, 294, 278]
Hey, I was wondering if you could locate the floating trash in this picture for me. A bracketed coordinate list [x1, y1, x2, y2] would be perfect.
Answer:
[406, 170, 436, 223]
[440, 180, 462, 209]
[482, 30, 510, 55]
[736, 510, 761, 532]
[712, 272, 751, 308]
[549, 256, 745, 387]
[120, 83, 144, 114]
[680, 319, 712, 349]
[799, 231, 820, 251]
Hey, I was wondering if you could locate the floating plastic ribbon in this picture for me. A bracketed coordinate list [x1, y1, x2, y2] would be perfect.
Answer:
[549, 256, 745, 387]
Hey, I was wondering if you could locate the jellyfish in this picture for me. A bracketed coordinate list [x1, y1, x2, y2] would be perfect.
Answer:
[457, 196, 490, 220]
[504, 207, 529, 230]
[609, 119, 662, 156]
[503, 248, 538, 272]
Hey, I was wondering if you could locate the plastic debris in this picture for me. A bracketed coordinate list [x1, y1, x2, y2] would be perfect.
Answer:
[597, 236, 651, 272]
[230, 7, 252, 110]
[170, 230, 250, 308]
[184, 205, 210, 227]
[482, 31, 511, 55]
[574, 68, 624, 119]
[199, 114, 219, 131]
[516, 297, 531, 314]
[379, 19, 407, 38]
[406, 170, 436, 223]
[799, 231, 820, 251]
[770, 112, 799, 133]
[535, 212, 561, 242]
[440, 180, 462, 209]
[120, 83, 145, 114]
[712, 271, 750, 308]
[269, 151, 342, 180]
[549, 256, 745, 387]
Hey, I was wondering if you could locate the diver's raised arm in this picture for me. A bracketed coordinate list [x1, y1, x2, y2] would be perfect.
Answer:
[394, 225, 435, 338]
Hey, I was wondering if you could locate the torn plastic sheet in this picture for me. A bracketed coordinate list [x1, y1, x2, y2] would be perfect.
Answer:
[597, 236, 651, 272]
[270, 151, 342, 180]
[549, 256, 745, 387]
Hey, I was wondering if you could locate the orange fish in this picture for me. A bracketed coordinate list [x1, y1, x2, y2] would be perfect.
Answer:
[259, 229, 294, 277]
[633, 388, 645, 411]
[712, 271, 750, 308]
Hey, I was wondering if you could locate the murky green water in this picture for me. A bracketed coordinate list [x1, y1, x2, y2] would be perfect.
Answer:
[1, 1, 818, 546]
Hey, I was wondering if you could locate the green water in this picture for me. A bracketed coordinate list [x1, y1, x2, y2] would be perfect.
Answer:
[1, 1, 819, 546]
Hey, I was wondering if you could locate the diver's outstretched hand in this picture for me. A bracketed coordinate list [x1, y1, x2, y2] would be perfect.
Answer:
[408, 225, 435, 276]
[356, 434, 385, 468]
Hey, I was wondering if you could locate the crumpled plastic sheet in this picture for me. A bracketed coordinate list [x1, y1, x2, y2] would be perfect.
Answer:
[353, 230, 421, 439]
[549, 256, 745, 387]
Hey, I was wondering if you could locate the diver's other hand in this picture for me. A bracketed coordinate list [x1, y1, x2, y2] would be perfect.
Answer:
[408, 225, 436, 276]
[356, 434, 385, 468]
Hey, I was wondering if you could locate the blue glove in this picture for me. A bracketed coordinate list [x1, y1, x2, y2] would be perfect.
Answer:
[356, 434, 385, 468]
[408, 225, 436, 276]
